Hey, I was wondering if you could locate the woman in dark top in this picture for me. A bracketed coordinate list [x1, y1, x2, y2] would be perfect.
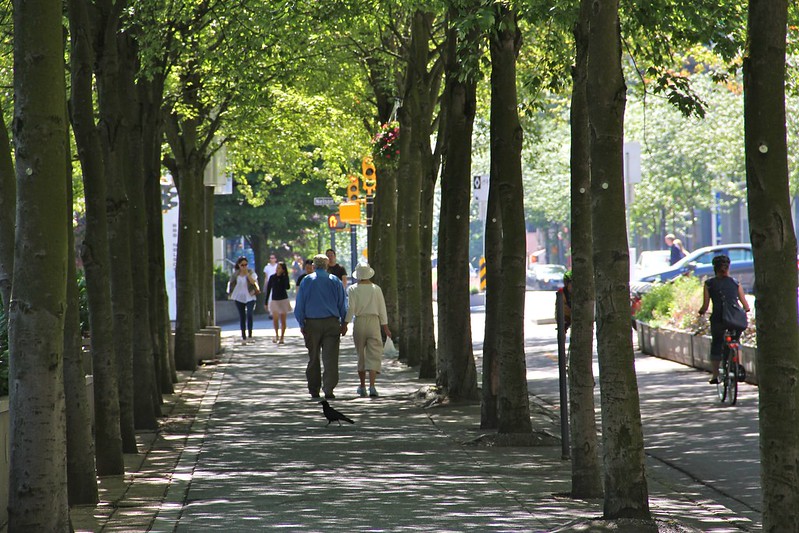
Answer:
[698, 255, 750, 384]
[266, 261, 291, 344]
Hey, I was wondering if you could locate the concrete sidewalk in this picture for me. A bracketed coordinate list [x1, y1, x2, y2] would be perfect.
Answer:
[71, 321, 756, 532]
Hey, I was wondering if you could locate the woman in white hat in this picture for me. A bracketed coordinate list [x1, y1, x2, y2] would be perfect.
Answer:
[344, 263, 391, 397]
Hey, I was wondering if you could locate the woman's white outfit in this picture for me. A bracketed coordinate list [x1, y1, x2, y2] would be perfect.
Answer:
[345, 283, 388, 372]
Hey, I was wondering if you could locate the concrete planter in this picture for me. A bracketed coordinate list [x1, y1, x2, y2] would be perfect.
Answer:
[469, 293, 485, 307]
[0, 375, 94, 527]
[656, 328, 694, 367]
[169, 329, 222, 363]
[638, 321, 758, 385]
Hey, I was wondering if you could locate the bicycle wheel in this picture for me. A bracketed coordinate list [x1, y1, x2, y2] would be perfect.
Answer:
[717, 351, 728, 402]
[728, 349, 739, 405]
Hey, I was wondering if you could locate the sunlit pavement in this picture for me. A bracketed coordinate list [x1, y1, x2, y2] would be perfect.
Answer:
[72, 291, 760, 532]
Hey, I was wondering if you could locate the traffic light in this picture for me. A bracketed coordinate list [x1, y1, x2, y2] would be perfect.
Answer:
[361, 157, 377, 195]
[327, 213, 345, 230]
[347, 175, 360, 202]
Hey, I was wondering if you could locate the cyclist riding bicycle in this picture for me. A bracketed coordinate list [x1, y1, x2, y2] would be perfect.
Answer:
[698, 255, 750, 384]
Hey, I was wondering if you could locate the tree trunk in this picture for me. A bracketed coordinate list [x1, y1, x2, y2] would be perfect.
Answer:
[8, 0, 70, 527]
[96, 18, 138, 453]
[171, 159, 199, 371]
[419, 158, 437, 379]
[365, 62, 398, 336]
[743, 2, 799, 531]
[119, 34, 160, 428]
[204, 188, 215, 319]
[437, 5, 478, 401]
[64, 144, 98, 506]
[587, 0, 650, 519]
[481, 182, 502, 429]
[396, 53, 420, 364]
[490, 5, 531, 434]
[67, 0, 124, 476]
[567, 0, 603, 499]
[0, 110, 14, 316]
[370, 164, 399, 346]
[140, 71, 176, 393]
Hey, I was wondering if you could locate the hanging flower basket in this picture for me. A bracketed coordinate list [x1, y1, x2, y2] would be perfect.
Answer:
[371, 121, 400, 168]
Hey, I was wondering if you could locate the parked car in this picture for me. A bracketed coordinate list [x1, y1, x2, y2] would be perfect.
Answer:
[635, 243, 755, 294]
[633, 250, 671, 279]
[526, 263, 567, 291]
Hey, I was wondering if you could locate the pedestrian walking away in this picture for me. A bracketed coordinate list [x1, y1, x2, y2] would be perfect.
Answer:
[345, 263, 391, 398]
[228, 256, 260, 344]
[698, 254, 750, 384]
[326, 248, 348, 288]
[294, 254, 348, 399]
[265, 261, 291, 344]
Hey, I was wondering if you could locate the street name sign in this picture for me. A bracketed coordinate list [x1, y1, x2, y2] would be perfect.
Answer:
[314, 196, 337, 206]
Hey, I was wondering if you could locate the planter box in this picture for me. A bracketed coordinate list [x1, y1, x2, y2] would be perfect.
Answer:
[657, 328, 694, 367]
[469, 293, 485, 307]
[691, 334, 714, 372]
[0, 375, 93, 527]
[639, 322, 759, 385]
[169, 330, 222, 363]
[201, 326, 223, 354]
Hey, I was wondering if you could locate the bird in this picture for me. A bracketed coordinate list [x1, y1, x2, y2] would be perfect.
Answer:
[320, 400, 354, 426]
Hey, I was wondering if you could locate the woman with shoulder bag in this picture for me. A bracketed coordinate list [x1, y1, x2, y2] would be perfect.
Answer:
[698, 255, 750, 384]
[229, 256, 260, 345]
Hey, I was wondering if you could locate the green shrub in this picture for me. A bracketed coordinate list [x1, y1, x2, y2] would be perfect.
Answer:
[214, 265, 230, 300]
[635, 282, 674, 326]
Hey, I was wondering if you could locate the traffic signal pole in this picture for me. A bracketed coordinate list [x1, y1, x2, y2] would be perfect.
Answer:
[350, 224, 357, 275]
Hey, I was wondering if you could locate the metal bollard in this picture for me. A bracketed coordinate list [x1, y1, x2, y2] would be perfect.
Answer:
[555, 290, 570, 460]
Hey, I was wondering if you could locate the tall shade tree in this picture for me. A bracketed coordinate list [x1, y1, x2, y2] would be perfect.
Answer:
[490, 3, 531, 434]
[396, 9, 435, 368]
[64, 136, 99, 506]
[742, 1, 799, 530]
[92, 0, 140, 449]
[436, 0, 481, 401]
[587, 0, 651, 520]
[8, 0, 70, 527]
[567, 0, 602, 499]
[0, 111, 13, 316]
[68, 0, 125, 474]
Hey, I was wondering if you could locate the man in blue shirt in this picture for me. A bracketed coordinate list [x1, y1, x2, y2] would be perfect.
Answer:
[294, 254, 348, 399]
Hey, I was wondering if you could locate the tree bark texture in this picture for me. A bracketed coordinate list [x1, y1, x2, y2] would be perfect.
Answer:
[365, 60, 398, 340]
[64, 146, 99, 506]
[437, 5, 478, 401]
[490, 5, 531, 434]
[67, 0, 125, 476]
[567, 0, 603, 499]
[0, 111, 14, 316]
[370, 164, 399, 346]
[9, 0, 70, 527]
[96, 10, 138, 453]
[396, 10, 433, 367]
[481, 182, 502, 429]
[119, 34, 160, 427]
[743, 2, 799, 531]
[586, 0, 650, 519]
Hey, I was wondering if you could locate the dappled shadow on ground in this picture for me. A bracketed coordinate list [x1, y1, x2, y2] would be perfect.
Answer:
[175, 334, 600, 531]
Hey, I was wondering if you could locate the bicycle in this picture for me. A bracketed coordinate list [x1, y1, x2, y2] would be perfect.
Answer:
[717, 328, 744, 405]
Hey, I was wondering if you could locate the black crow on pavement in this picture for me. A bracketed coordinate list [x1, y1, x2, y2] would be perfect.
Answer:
[320, 400, 354, 426]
